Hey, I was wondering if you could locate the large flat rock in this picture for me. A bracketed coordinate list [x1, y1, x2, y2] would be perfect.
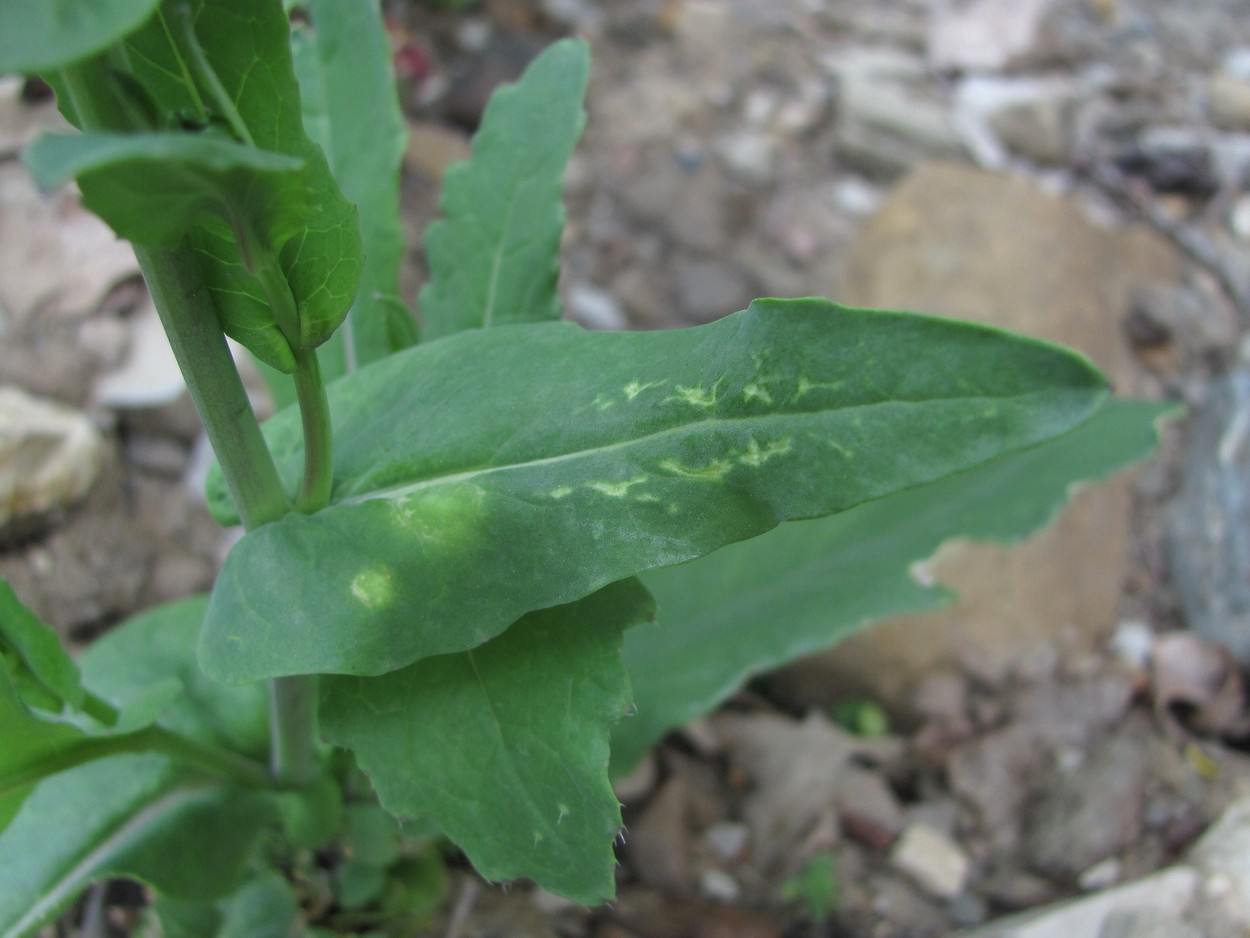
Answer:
[776, 163, 1178, 712]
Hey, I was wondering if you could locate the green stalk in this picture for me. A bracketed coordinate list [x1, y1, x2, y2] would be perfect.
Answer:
[1, 726, 275, 795]
[136, 245, 320, 787]
[62, 61, 324, 789]
[134, 245, 291, 531]
[254, 257, 335, 515]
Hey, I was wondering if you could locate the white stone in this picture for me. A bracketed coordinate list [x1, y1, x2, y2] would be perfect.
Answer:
[1078, 857, 1122, 891]
[928, 0, 1052, 72]
[1230, 194, 1250, 241]
[716, 131, 777, 185]
[1189, 794, 1250, 913]
[958, 867, 1199, 938]
[94, 298, 186, 409]
[700, 868, 740, 903]
[703, 821, 751, 863]
[890, 823, 970, 898]
[565, 283, 627, 332]
[0, 386, 104, 532]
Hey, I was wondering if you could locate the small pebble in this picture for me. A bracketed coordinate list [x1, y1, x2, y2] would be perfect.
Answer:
[890, 824, 970, 898]
[1078, 856, 1122, 891]
[566, 284, 628, 331]
[703, 821, 751, 863]
[700, 868, 740, 902]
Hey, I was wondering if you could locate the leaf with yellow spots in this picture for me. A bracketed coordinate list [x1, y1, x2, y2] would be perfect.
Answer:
[202, 297, 1107, 683]
[614, 399, 1177, 774]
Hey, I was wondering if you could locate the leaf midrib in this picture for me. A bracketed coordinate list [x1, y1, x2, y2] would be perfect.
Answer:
[339, 390, 1062, 505]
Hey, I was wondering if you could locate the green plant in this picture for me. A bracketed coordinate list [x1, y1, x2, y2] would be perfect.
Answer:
[779, 852, 840, 923]
[0, 0, 1170, 932]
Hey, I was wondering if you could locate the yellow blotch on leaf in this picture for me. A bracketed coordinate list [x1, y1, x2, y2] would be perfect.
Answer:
[739, 437, 793, 468]
[659, 457, 732, 481]
[588, 476, 649, 498]
[350, 567, 395, 610]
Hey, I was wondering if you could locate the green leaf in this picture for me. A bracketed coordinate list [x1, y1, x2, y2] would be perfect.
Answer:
[0, 596, 276, 935]
[202, 298, 1106, 683]
[345, 803, 401, 867]
[335, 859, 387, 910]
[418, 38, 589, 340]
[25, 131, 305, 246]
[0, 0, 161, 73]
[0, 581, 83, 712]
[81, 595, 269, 755]
[156, 871, 303, 938]
[321, 579, 652, 905]
[292, 0, 417, 381]
[47, 0, 365, 371]
[612, 399, 1174, 773]
[0, 755, 275, 938]
[0, 666, 95, 834]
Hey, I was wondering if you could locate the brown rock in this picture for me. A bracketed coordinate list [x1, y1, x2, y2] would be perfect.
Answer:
[403, 120, 471, 183]
[778, 163, 1178, 713]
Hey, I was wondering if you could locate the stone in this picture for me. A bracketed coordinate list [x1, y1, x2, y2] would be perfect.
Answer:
[890, 823, 970, 898]
[1167, 363, 1250, 663]
[0, 386, 104, 540]
[565, 283, 627, 331]
[702, 821, 750, 864]
[713, 711, 861, 870]
[699, 868, 740, 903]
[1098, 910, 1202, 938]
[1208, 72, 1250, 132]
[94, 298, 187, 410]
[827, 49, 967, 178]
[959, 867, 1199, 938]
[1114, 129, 1221, 198]
[1021, 729, 1151, 880]
[1188, 794, 1250, 913]
[0, 77, 68, 159]
[928, 0, 1053, 72]
[947, 725, 1046, 855]
[715, 131, 777, 186]
[986, 92, 1075, 166]
[0, 162, 140, 329]
[836, 766, 906, 849]
[778, 163, 1179, 713]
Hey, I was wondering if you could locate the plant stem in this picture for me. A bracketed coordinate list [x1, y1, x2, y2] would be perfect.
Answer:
[292, 348, 334, 513]
[2, 726, 275, 795]
[268, 676, 320, 786]
[253, 254, 334, 515]
[134, 245, 291, 530]
[136, 245, 321, 787]
[64, 65, 324, 791]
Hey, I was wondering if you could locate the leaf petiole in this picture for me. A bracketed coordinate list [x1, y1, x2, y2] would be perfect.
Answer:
[168, 2, 251, 144]
[1, 725, 276, 795]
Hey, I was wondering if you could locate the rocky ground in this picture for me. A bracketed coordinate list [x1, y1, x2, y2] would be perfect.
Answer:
[7, 0, 1250, 935]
